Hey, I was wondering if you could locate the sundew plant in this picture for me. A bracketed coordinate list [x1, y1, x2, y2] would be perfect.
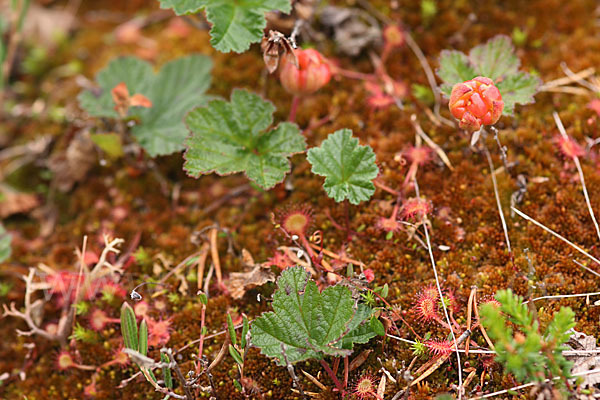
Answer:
[3, 1, 600, 399]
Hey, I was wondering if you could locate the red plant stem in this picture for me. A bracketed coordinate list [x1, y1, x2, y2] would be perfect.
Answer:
[288, 95, 300, 122]
[343, 356, 349, 389]
[332, 357, 340, 375]
[319, 359, 345, 394]
[299, 234, 317, 261]
[373, 292, 421, 340]
[333, 66, 374, 81]
[195, 303, 207, 375]
[344, 200, 351, 241]
[402, 162, 418, 189]
[374, 179, 400, 196]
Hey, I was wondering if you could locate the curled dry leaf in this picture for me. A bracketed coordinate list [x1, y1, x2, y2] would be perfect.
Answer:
[261, 30, 298, 74]
[48, 131, 96, 192]
[224, 249, 275, 299]
[566, 329, 600, 390]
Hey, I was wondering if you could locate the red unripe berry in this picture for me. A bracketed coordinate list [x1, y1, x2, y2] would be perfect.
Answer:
[279, 49, 331, 96]
[449, 76, 504, 131]
[363, 268, 375, 283]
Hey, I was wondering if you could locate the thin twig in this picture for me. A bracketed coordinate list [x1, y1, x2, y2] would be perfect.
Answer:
[553, 111, 600, 243]
[523, 291, 600, 304]
[468, 368, 600, 400]
[414, 178, 463, 399]
[481, 138, 512, 254]
[573, 259, 600, 279]
[512, 207, 600, 266]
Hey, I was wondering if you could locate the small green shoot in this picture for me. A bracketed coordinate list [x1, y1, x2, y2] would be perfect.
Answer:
[0, 224, 11, 263]
[480, 289, 575, 387]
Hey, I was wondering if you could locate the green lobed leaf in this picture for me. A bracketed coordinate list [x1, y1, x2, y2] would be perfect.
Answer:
[0, 224, 11, 263]
[120, 302, 139, 351]
[139, 319, 148, 356]
[437, 50, 476, 97]
[496, 71, 541, 115]
[78, 55, 213, 156]
[251, 266, 376, 365]
[184, 89, 305, 189]
[468, 35, 519, 81]
[307, 129, 378, 205]
[158, 0, 292, 53]
[341, 304, 377, 348]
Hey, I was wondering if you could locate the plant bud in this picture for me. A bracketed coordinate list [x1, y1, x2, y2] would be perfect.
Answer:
[279, 48, 331, 96]
[449, 76, 504, 131]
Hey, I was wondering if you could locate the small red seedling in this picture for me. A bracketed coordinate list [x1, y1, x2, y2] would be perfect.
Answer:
[56, 351, 95, 371]
[376, 197, 402, 234]
[278, 205, 318, 261]
[146, 317, 172, 347]
[413, 286, 441, 323]
[555, 135, 585, 159]
[352, 373, 383, 400]
[402, 146, 433, 188]
[401, 197, 432, 222]
[89, 309, 120, 331]
[425, 339, 454, 356]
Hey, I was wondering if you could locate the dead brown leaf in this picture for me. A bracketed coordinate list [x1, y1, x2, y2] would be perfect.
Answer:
[224, 249, 275, 299]
[48, 130, 96, 192]
[567, 330, 600, 391]
[0, 190, 39, 218]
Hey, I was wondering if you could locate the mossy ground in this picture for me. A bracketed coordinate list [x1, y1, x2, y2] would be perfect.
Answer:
[2, 0, 600, 399]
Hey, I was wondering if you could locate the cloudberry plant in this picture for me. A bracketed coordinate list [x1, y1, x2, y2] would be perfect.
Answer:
[449, 76, 504, 132]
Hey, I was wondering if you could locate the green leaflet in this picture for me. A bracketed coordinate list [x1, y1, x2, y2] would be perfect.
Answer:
[436, 35, 540, 116]
[160, 353, 173, 389]
[0, 224, 11, 263]
[78, 55, 213, 156]
[158, 0, 291, 53]
[251, 267, 377, 366]
[139, 319, 149, 356]
[184, 89, 305, 189]
[307, 129, 378, 205]
[120, 302, 139, 351]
